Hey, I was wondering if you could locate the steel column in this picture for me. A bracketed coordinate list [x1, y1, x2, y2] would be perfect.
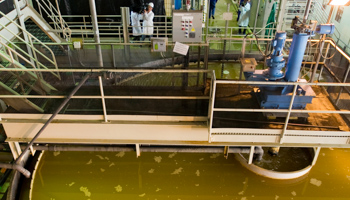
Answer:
[221, 3, 230, 78]
[312, 147, 321, 166]
[252, 0, 261, 34]
[303, 0, 312, 23]
[89, 0, 103, 67]
[276, 0, 287, 31]
[248, 146, 255, 164]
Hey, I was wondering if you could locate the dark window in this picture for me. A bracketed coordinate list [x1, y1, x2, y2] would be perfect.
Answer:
[335, 7, 344, 23]
[0, 0, 15, 16]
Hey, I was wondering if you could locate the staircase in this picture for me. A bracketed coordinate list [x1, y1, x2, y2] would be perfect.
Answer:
[25, 19, 66, 56]
[0, 61, 50, 113]
[0, 11, 59, 113]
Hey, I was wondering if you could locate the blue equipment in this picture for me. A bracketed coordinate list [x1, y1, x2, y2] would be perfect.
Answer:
[245, 17, 334, 110]
[175, 0, 182, 10]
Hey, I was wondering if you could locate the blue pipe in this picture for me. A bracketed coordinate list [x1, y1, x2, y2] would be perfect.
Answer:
[284, 33, 309, 82]
[175, 0, 182, 10]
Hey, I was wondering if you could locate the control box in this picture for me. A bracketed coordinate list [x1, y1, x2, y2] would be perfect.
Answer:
[172, 10, 203, 43]
[151, 37, 168, 52]
[241, 58, 257, 72]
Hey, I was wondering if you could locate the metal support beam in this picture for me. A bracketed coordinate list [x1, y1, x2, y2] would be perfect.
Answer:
[241, 38, 246, 58]
[221, 3, 230, 78]
[276, 0, 287, 31]
[136, 144, 141, 157]
[248, 146, 255, 164]
[303, 0, 312, 23]
[208, 77, 217, 143]
[8, 142, 19, 160]
[121, 7, 130, 43]
[111, 44, 116, 68]
[89, 0, 103, 67]
[252, 0, 261, 34]
[224, 146, 229, 159]
[312, 147, 321, 166]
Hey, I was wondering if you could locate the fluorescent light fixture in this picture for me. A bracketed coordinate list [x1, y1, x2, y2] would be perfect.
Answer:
[328, 0, 350, 6]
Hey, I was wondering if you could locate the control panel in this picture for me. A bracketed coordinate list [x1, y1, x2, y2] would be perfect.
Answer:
[172, 10, 203, 43]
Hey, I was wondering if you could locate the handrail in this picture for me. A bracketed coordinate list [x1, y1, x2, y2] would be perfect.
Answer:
[0, 40, 60, 79]
[34, 0, 71, 41]
[0, 11, 60, 79]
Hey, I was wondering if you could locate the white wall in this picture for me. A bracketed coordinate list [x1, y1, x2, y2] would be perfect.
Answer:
[317, 0, 350, 49]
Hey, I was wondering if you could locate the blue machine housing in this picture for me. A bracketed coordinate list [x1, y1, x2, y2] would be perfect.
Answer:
[245, 31, 316, 109]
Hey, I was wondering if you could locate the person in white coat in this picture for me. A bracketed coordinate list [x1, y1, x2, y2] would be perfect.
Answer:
[131, 7, 142, 41]
[141, 2, 154, 41]
[238, 0, 251, 35]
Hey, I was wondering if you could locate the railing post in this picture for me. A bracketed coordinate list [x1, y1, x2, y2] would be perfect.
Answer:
[248, 146, 255, 164]
[121, 7, 130, 43]
[98, 76, 108, 122]
[335, 63, 350, 105]
[165, 16, 168, 37]
[55, 0, 65, 35]
[318, 42, 330, 82]
[241, 38, 246, 58]
[111, 44, 116, 68]
[208, 72, 216, 143]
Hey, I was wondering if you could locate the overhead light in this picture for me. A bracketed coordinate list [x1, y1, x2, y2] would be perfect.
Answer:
[328, 0, 350, 6]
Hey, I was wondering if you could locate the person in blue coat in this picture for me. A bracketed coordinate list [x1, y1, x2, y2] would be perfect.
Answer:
[209, 0, 218, 19]
[238, 0, 251, 34]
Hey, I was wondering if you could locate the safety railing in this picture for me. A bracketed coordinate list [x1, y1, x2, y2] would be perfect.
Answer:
[34, 0, 71, 41]
[0, 11, 60, 79]
[208, 79, 350, 146]
[0, 66, 349, 147]
[0, 35, 350, 146]
[282, 0, 316, 31]
[51, 15, 172, 42]
[51, 14, 122, 40]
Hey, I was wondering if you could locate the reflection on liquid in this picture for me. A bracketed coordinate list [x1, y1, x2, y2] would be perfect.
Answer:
[30, 148, 350, 199]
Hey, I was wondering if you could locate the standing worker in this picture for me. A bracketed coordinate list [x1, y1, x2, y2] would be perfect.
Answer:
[141, 2, 154, 41]
[238, 0, 251, 34]
[236, 0, 245, 21]
[209, 0, 218, 19]
[131, 6, 142, 41]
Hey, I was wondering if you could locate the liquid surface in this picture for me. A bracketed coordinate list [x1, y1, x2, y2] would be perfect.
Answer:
[31, 148, 350, 200]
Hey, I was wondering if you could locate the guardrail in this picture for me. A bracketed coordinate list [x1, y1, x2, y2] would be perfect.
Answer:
[35, 0, 71, 40]
[0, 11, 60, 79]
[0, 66, 349, 146]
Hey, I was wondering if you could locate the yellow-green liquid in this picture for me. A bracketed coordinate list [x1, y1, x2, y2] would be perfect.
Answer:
[31, 148, 350, 199]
